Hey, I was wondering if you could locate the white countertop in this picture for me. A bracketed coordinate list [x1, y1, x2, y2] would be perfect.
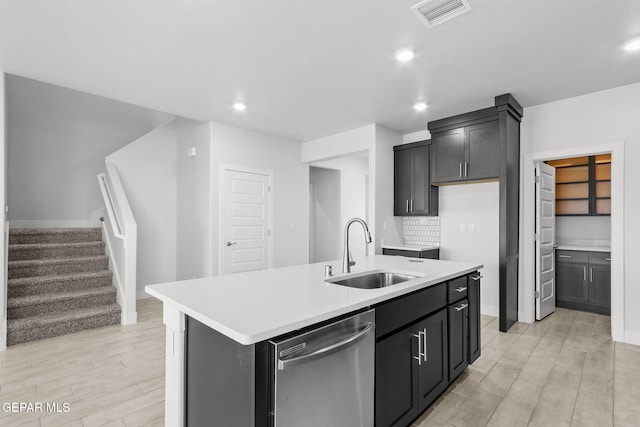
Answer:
[146, 255, 481, 345]
[381, 243, 439, 251]
[556, 245, 611, 252]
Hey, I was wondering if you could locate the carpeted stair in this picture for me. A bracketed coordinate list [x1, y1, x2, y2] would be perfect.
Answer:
[7, 228, 121, 346]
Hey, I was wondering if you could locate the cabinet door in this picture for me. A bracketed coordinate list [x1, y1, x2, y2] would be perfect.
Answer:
[589, 264, 611, 310]
[448, 301, 468, 382]
[394, 148, 412, 216]
[417, 309, 449, 411]
[465, 121, 499, 181]
[411, 145, 432, 215]
[468, 274, 481, 364]
[431, 128, 465, 183]
[375, 322, 420, 427]
[556, 261, 588, 304]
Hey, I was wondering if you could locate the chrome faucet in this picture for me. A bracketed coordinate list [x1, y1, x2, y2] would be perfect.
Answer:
[342, 218, 372, 273]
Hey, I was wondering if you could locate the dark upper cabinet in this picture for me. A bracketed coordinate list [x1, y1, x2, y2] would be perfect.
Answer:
[394, 141, 438, 216]
[555, 249, 610, 315]
[430, 129, 465, 183]
[430, 120, 499, 184]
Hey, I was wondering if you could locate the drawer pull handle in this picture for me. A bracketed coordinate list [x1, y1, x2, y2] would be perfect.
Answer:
[605, 258, 612, 261]
[413, 330, 426, 366]
[558, 255, 572, 258]
[455, 286, 467, 293]
[455, 303, 469, 312]
[471, 275, 483, 281]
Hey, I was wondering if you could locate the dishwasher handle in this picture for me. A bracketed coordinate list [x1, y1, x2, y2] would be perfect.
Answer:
[278, 322, 374, 371]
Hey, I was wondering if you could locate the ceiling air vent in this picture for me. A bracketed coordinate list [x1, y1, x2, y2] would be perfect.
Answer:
[411, 0, 472, 28]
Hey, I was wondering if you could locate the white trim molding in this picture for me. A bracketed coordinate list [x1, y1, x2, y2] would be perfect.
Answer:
[521, 142, 625, 342]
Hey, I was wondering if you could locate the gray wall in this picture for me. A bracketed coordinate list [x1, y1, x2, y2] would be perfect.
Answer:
[556, 216, 611, 242]
[176, 119, 213, 280]
[6, 75, 173, 226]
[106, 121, 178, 293]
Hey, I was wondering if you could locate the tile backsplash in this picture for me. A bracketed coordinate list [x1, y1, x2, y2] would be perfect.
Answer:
[403, 217, 440, 246]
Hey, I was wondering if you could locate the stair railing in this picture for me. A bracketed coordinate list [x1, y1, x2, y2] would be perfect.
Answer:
[97, 162, 137, 325]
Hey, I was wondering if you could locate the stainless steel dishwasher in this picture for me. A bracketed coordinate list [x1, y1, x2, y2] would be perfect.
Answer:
[269, 309, 375, 427]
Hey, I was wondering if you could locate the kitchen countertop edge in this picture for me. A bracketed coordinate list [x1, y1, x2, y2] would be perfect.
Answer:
[146, 255, 482, 345]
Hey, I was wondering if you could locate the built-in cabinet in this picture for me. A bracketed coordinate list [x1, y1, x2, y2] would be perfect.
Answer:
[430, 120, 499, 184]
[428, 94, 523, 332]
[375, 272, 480, 427]
[556, 249, 611, 315]
[394, 141, 438, 216]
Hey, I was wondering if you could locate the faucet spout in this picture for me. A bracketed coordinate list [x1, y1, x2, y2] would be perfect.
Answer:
[342, 218, 372, 273]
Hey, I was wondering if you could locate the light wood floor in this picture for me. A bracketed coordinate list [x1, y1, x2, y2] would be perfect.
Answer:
[414, 308, 640, 427]
[0, 298, 165, 426]
[2, 300, 639, 426]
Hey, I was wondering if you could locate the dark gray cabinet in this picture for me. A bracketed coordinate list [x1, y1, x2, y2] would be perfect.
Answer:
[375, 309, 448, 427]
[448, 301, 468, 381]
[382, 248, 439, 259]
[468, 274, 481, 364]
[430, 120, 499, 184]
[428, 94, 523, 333]
[394, 141, 438, 216]
[556, 250, 610, 315]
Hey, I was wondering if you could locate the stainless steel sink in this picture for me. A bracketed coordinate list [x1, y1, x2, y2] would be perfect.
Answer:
[327, 271, 419, 289]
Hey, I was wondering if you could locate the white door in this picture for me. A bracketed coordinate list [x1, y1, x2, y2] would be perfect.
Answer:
[535, 162, 556, 320]
[221, 168, 271, 274]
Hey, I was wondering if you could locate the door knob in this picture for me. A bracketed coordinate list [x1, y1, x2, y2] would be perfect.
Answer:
[226, 241, 237, 246]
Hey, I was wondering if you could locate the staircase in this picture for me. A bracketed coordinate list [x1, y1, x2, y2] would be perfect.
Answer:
[7, 228, 121, 346]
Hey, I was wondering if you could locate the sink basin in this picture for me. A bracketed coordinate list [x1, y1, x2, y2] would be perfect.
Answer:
[327, 271, 419, 289]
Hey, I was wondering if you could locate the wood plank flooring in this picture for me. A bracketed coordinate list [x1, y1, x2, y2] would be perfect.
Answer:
[1, 299, 639, 426]
[414, 308, 640, 427]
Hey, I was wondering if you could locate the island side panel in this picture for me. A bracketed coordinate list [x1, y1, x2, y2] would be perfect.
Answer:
[185, 316, 256, 427]
[163, 304, 186, 427]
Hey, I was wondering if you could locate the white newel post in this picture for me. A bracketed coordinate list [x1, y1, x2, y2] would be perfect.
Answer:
[163, 304, 186, 427]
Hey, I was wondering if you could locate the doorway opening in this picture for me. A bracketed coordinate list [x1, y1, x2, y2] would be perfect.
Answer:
[308, 151, 369, 264]
[522, 142, 624, 341]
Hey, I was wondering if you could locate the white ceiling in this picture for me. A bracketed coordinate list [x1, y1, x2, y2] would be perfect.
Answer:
[2, 0, 640, 142]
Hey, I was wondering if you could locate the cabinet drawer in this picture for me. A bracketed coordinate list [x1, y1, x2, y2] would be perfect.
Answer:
[375, 283, 446, 339]
[447, 276, 468, 304]
[556, 250, 588, 264]
[589, 252, 611, 265]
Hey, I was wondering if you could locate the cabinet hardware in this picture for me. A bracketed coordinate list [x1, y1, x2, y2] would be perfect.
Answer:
[459, 162, 463, 178]
[406, 200, 409, 213]
[464, 162, 468, 177]
[455, 286, 467, 293]
[410, 199, 413, 213]
[455, 303, 469, 312]
[558, 255, 572, 258]
[590, 267, 593, 282]
[422, 328, 427, 362]
[226, 241, 237, 246]
[413, 330, 425, 366]
[583, 266, 587, 281]
[605, 258, 612, 261]
[471, 275, 483, 281]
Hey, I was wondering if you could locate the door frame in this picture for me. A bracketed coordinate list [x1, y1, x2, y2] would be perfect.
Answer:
[521, 142, 624, 342]
[218, 164, 274, 275]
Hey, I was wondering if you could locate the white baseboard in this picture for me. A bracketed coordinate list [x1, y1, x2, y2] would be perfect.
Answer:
[623, 329, 640, 346]
[10, 219, 102, 229]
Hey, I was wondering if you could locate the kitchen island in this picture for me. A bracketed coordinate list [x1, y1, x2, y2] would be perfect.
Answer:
[146, 255, 482, 426]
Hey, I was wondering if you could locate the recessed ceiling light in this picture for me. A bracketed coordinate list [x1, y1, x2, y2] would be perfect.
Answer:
[395, 49, 415, 63]
[624, 38, 640, 52]
[413, 101, 428, 112]
[233, 102, 247, 112]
